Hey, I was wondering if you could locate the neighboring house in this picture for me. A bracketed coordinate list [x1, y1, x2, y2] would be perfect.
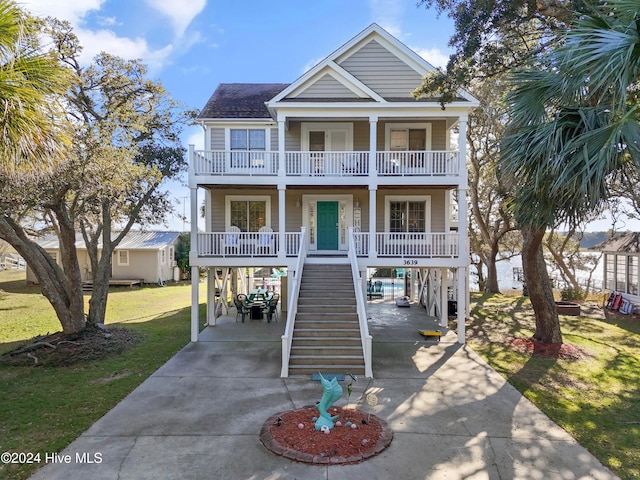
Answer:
[189, 24, 479, 377]
[27, 231, 181, 285]
[592, 232, 640, 312]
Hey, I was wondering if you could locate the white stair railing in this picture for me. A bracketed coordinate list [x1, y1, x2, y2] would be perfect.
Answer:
[280, 227, 307, 377]
[348, 228, 373, 378]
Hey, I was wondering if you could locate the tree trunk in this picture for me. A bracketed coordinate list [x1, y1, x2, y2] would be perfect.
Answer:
[0, 216, 86, 335]
[485, 244, 501, 294]
[86, 223, 114, 326]
[521, 227, 563, 343]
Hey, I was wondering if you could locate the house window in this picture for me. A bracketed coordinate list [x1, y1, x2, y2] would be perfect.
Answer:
[169, 246, 174, 263]
[389, 200, 427, 232]
[605, 254, 615, 290]
[226, 196, 271, 232]
[390, 129, 427, 151]
[117, 250, 129, 266]
[627, 255, 638, 295]
[617, 255, 627, 292]
[230, 129, 265, 167]
[160, 249, 166, 265]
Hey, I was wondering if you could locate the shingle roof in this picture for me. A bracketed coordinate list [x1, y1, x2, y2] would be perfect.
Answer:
[591, 232, 640, 253]
[197, 83, 289, 119]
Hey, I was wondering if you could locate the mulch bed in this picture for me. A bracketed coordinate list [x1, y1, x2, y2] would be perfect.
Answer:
[261, 405, 393, 465]
[509, 337, 590, 360]
[0, 325, 142, 367]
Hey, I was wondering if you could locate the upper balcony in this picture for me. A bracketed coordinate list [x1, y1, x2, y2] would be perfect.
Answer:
[190, 149, 461, 186]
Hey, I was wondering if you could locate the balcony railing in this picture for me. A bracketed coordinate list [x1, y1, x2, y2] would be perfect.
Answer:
[192, 150, 460, 177]
[197, 232, 303, 257]
[196, 231, 459, 259]
[375, 232, 459, 258]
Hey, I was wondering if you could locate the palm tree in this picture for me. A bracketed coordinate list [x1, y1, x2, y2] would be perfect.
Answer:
[500, 0, 640, 343]
[0, 0, 68, 173]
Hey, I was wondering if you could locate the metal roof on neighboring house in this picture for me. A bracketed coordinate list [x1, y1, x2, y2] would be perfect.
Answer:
[197, 83, 289, 120]
[591, 232, 640, 253]
[33, 231, 182, 251]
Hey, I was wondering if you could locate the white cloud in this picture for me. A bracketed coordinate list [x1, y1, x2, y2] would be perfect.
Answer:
[20, 0, 105, 25]
[145, 0, 206, 37]
[75, 28, 174, 70]
[368, 0, 404, 37]
[413, 46, 450, 70]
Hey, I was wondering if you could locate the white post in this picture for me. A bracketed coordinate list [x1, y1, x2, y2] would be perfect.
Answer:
[190, 185, 199, 342]
[369, 115, 378, 177]
[457, 267, 466, 344]
[278, 186, 286, 257]
[440, 267, 448, 328]
[191, 266, 199, 342]
[456, 117, 469, 343]
[369, 187, 377, 257]
[278, 118, 286, 176]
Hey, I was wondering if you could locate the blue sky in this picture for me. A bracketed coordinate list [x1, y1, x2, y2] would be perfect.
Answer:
[19, 0, 639, 233]
[21, 0, 457, 231]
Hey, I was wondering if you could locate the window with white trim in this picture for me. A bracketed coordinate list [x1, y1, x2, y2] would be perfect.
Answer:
[117, 250, 129, 266]
[226, 196, 271, 232]
[230, 129, 266, 167]
[385, 195, 431, 233]
[160, 249, 166, 265]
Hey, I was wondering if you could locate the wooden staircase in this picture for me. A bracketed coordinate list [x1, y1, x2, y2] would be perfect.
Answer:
[288, 263, 365, 376]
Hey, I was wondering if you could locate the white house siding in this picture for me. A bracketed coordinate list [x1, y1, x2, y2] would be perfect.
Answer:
[338, 39, 423, 98]
[292, 74, 361, 99]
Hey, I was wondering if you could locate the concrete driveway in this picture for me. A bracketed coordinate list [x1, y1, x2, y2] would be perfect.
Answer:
[29, 300, 618, 480]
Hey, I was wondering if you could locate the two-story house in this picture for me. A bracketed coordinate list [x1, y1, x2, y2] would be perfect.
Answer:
[188, 24, 478, 377]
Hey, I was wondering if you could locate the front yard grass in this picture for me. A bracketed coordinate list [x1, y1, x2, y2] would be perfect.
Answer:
[468, 292, 640, 480]
[0, 270, 206, 480]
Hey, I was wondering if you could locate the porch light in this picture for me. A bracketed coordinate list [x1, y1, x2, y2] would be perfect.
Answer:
[296, 196, 301, 208]
[354, 198, 360, 209]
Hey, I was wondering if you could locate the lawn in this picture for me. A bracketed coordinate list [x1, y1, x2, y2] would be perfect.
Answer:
[2, 270, 638, 479]
[0, 270, 206, 480]
[467, 292, 640, 480]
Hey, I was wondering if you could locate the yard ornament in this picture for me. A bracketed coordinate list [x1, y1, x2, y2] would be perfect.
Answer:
[314, 373, 343, 431]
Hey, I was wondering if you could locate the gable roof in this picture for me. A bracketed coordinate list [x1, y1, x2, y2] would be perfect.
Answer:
[270, 23, 476, 106]
[591, 232, 640, 253]
[197, 24, 478, 121]
[34, 231, 182, 251]
[198, 83, 288, 120]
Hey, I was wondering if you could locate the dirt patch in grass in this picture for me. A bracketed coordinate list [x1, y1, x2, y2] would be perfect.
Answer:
[0, 325, 142, 367]
[509, 337, 591, 361]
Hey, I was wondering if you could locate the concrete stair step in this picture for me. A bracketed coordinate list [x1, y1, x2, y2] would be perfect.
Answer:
[290, 345, 363, 356]
[296, 305, 356, 313]
[288, 366, 366, 376]
[295, 319, 359, 328]
[289, 355, 364, 366]
[293, 328, 360, 337]
[292, 336, 361, 346]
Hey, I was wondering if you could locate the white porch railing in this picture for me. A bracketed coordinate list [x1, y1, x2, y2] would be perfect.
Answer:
[377, 151, 459, 176]
[285, 151, 369, 176]
[197, 231, 279, 257]
[376, 233, 459, 257]
[192, 149, 461, 177]
[353, 232, 370, 256]
[193, 150, 279, 175]
[348, 228, 373, 378]
[281, 227, 307, 378]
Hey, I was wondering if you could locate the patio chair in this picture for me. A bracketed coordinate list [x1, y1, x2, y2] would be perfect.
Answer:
[256, 226, 274, 255]
[264, 295, 279, 323]
[367, 280, 384, 299]
[233, 295, 250, 323]
[224, 226, 241, 255]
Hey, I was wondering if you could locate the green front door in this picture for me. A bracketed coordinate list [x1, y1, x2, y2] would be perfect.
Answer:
[317, 201, 339, 250]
